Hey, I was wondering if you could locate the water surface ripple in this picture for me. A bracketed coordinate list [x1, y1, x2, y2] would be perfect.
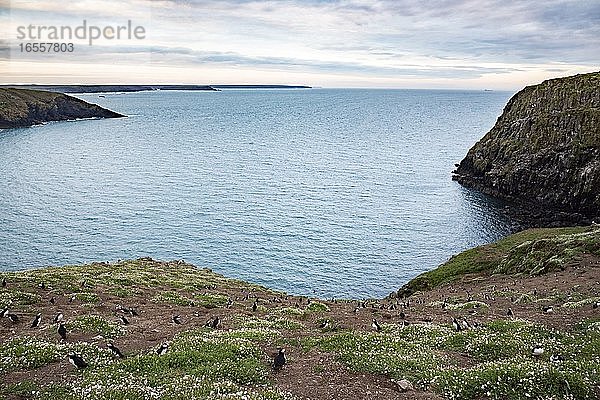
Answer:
[0, 89, 516, 298]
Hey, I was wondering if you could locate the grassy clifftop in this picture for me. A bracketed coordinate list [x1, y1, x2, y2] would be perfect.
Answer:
[0, 88, 124, 128]
[1, 245, 599, 399]
[401, 225, 600, 295]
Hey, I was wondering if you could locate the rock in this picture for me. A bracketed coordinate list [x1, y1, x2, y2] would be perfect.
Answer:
[0, 88, 124, 129]
[453, 71, 600, 225]
[394, 379, 414, 392]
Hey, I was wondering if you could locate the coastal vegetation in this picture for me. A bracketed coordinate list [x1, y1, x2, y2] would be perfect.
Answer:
[1, 233, 598, 400]
[0, 88, 124, 128]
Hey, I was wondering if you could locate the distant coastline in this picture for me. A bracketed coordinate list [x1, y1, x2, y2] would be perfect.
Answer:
[0, 84, 312, 94]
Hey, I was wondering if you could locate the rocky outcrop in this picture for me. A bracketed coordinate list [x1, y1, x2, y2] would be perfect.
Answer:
[0, 88, 124, 129]
[453, 72, 600, 224]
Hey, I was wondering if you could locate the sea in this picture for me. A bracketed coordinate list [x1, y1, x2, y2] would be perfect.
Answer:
[0, 88, 518, 298]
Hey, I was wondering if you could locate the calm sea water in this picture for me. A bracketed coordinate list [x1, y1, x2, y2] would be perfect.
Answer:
[0, 89, 517, 298]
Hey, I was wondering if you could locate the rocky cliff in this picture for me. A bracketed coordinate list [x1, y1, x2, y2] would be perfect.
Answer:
[0, 88, 124, 128]
[453, 72, 600, 224]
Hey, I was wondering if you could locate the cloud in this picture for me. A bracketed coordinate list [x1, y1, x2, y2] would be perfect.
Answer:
[1, 0, 598, 88]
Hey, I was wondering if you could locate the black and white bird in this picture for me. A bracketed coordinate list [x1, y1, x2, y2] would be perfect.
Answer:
[30, 313, 41, 328]
[399, 312, 406, 320]
[67, 353, 88, 370]
[318, 319, 330, 329]
[0, 308, 9, 318]
[119, 315, 130, 325]
[172, 315, 182, 325]
[156, 342, 169, 356]
[371, 318, 382, 332]
[1, 277, 6, 287]
[593, 301, 599, 309]
[507, 308, 514, 317]
[58, 322, 67, 340]
[38, 282, 46, 290]
[461, 318, 471, 330]
[107, 342, 125, 358]
[208, 316, 220, 329]
[54, 312, 64, 324]
[550, 354, 565, 363]
[532, 345, 544, 357]
[252, 300, 258, 312]
[542, 306, 554, 313]
[7, 313, 19, 323]
[273, 348, 286, 371]
[49, 297, 56, 305]
[452, 317, 462, 332]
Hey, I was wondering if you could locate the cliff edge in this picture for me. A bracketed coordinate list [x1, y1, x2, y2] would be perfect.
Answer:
[0, 88, 124, 129]
[453, 72, 600, 224]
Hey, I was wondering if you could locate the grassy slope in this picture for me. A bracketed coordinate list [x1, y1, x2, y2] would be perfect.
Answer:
[0, 89, 62, 121]
[0, 237, 599, 400]
[401, 225, 600, 294]
[0, 88, 123, 128]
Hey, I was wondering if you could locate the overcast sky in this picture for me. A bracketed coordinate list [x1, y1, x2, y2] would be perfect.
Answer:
[1, 0, 598, 89]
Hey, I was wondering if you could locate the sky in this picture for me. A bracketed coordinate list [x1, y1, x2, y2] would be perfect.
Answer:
[0, 0, 599, 89]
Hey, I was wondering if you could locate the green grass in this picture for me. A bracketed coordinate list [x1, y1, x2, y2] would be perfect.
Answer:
[306, 319, 600, 399]
[237, 316, 304, 331]
[151, 291, 195, 306]
[193, 292, 230, 308]
[19, 329, 293, 400]
[401, 226, 599, 294]
[68, 315, 125, 339]
[0, 337, 115, 374]
[1, 259, 269, 299]
[0, 290, 41, 308]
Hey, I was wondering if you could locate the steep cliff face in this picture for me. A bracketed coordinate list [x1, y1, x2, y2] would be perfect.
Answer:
[0, 88, 124, 129]
[453, 72, 600, 223]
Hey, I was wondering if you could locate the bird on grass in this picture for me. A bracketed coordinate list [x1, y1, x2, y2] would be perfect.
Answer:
[49, 297, 55, 305]
[107, 342, 125, 358]
[461, 318, 471, 330]
[156, 342, 169, 356]
[205, 316, 220, 329]
[371, 318, 382, 332]
[58, 322, 67, 340]
[30, 313, 41, 328]
[273, 348, 286, 371]
[7, 313, 19, 323]
[452, 317, 462, 332]
[507, 308, 514, 317]
[542, 306, 554, 313]
[119, 315, 130, 325]
[550, 354, 565, 363]
[318, 320, 330, 329]
[172, 315, 182, 325]
[252, 300, 258, 312]
[67, 353, 87, 370]
[593, 301, 599, 309]
[1, 308, 9, 318]
[1, 277, 6, 288]
[118, 306, 138, 317]
[532, 345, 544, 358]
[54, 312, 64, 324]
